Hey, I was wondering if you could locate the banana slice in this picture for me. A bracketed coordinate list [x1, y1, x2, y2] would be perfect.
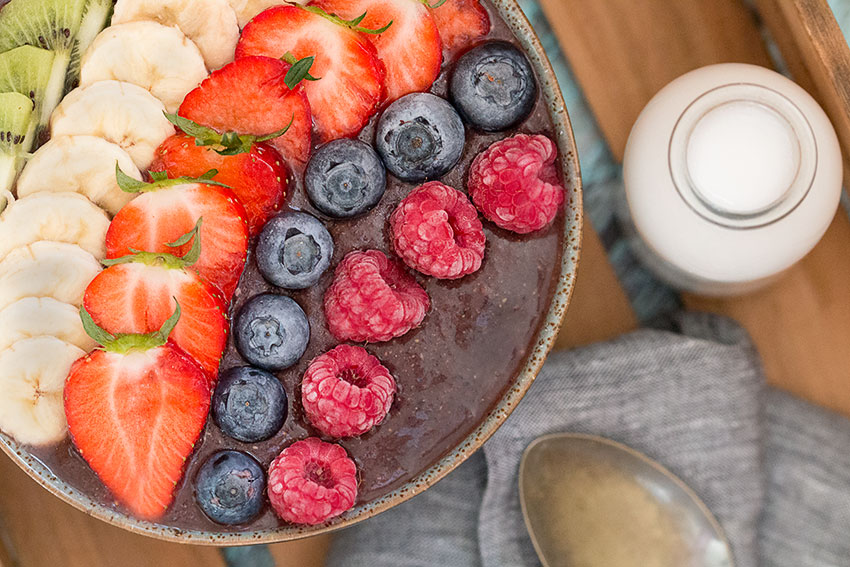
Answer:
[51, 80, 176, 170]
[80, 21, 208, 114]
[228, 0, 292, 28]
[0, 242, 102, 313]
[0, 298, 97, 353]
[112, 0, 239, 71]
[0, 336, 84, 446]
[16, 136, 141, 216]
[0, 192, 110, 262]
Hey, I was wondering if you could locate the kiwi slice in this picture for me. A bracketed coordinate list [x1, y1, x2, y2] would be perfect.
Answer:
[0, 45, 54, 111]
[0, 91, 35, 194]
[0, 0, 86, 53]
[66, 0, 113, 92]
[0, 0, 111, 128]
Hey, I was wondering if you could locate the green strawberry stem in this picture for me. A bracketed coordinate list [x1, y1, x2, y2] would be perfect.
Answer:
[116, 162, 230, 192]
[103, 217, 203, 269]
[282, 53, 320, 89]
[302, 5, 393, 34]
[80, 300, 182, 354]
[163, 113, 293, 157]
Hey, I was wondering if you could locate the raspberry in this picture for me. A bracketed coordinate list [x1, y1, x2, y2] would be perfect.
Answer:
[323, 250, 430, 342]
[302, 345, 396, 438]
[390, 182, 486, 279]
[467, 134, 565, 234]
[267, 437, 358, 525]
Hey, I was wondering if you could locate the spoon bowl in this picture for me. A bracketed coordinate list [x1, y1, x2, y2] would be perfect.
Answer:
[519, 433, 733, 567]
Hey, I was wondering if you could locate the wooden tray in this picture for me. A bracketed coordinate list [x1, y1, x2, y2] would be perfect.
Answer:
[3, 1, 850, 565]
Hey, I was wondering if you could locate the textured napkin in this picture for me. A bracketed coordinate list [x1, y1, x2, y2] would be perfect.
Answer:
[327, 313, 766, 567]
[760, 389, 850, 567]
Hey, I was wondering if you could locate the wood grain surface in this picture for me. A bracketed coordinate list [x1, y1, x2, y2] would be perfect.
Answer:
[542, 0, 850, 416]
[0, 456, 227, 567]
[757, 0, 850, 173]
[4, 1, 850, 566]
[555, 223, 637, 349]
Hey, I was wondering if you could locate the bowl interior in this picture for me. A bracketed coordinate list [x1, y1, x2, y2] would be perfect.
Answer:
[0, 0, 583, 544]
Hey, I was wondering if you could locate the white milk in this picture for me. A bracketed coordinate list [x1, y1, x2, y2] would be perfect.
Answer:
[621, 63, 842, 296]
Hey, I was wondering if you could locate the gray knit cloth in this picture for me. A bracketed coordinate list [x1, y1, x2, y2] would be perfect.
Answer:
[326, 313, 850, 567]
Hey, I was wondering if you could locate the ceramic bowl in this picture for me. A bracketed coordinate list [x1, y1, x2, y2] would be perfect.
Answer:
[0, 0, 583, 544]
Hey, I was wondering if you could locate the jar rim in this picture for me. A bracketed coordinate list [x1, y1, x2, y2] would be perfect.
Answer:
[668, 82, 818, 230]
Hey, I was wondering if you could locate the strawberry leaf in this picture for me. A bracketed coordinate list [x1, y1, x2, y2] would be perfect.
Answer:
[164, 113, 292, 156]
[349, 11, 367, 26]
[303, 5, 393, 34]
[256, 115, 294, 143]
[283, 54, 320, 89]
[115, 163, 150, 193]
[167, 217, 203, 248]
[79, 306, 117, 346]
[116, 163, 231, 192]
[103, 221, 202, 269]
[164, 113, 221, 144]
[421, 0, 448, 8]
[80, 301, 182, 354]
[152, 300, 182, 344]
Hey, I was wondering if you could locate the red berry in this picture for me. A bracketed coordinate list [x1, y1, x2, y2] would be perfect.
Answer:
[178, 56, 312, 170]
[309, 0, 441, 102]
[236, 5, 386, 142]
[302, 345, 395, 438]
[65, 345, 211, 520]
[430, 0, 490, 56]
[267, 437, 358, 525]
[324, 250, 429, 342]
[390, 181, 485, 279]
[468, 134, 565, 234]
[151, 134, 289, 236]
[105, 183, 249, 302]
[83, 262, 228, 380]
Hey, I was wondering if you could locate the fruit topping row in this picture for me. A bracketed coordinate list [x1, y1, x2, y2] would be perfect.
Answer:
[0, 0, 568, 529]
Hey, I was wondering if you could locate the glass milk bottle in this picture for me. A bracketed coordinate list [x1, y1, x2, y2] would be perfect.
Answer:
[621, 63, 843, 296]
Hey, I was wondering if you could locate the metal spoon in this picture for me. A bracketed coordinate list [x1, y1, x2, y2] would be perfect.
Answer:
[519, 433, 733, 567]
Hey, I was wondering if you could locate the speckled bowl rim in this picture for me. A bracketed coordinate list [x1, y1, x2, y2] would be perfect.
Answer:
[0, 0, 584, 545]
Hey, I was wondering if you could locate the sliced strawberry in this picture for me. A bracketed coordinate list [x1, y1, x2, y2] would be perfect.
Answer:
[430, 0, 490, 56]
[309, 0, 441, 102]
[106, 183, 248, 301]
[151, 134, 288, 237]
[83, 259, 228, 379]
[178, 56, 312, 170]
[66, 342, 210, 520]
[236, 5, 386, 142]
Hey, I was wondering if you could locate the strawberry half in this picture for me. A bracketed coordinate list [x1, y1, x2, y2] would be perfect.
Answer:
[151, 133, 288, 237]
[430, 0, 490, 56]
[309, 0, 441, 102]
[86, 228, 228, 378]
[66, 304, 211, 521]
[106, 172, 249, 302]
[178, 56, 313, 170]
[236, 5, 386, 142]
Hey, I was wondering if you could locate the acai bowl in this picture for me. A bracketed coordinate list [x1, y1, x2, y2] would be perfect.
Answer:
[0, 0, 582, 544]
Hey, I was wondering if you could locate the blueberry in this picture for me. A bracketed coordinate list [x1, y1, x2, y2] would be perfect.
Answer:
[256, 211, 334, 289]
[195, 450, 265, 525]
[234, 293, 310, 371]
[213, 366, 288, 443]
[449, 41, 537, 132]
[375, 92, 465, 183]
[305, 139, 387, 218]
